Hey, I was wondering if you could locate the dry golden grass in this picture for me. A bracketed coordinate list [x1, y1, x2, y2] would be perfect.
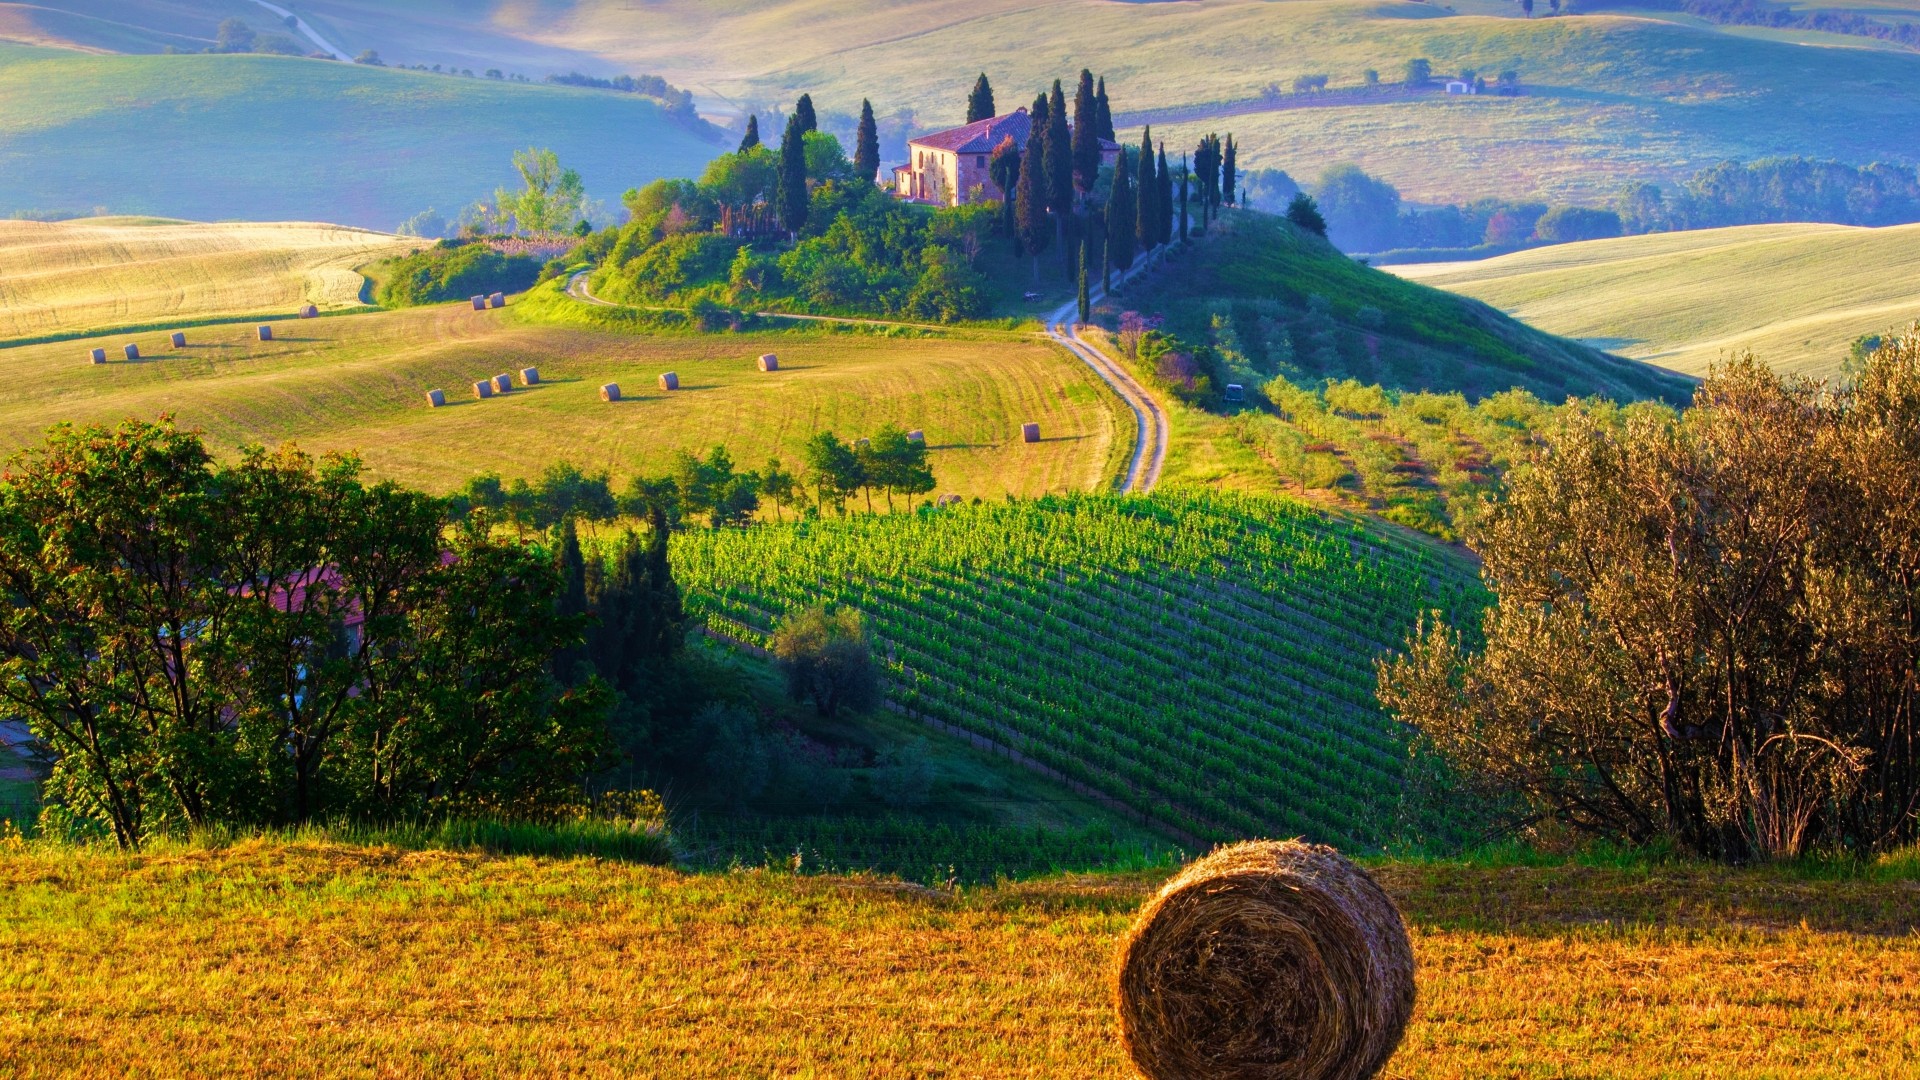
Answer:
[1390, 223, 1920, 380]
[0, 217, 412, 340]
[0, 840, 1914, 1078]
[0, 298, 1124, 498]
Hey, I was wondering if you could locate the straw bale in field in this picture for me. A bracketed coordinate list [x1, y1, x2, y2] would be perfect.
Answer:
[658, 372, 679, 391]
[489, 292, 506, 308]
[1114, 840, 1415, 1080]
[520, 367, 540, 386]
[170, 331, 186, 348]
[758, 353, 779, 371]
[492, 374, 512, 394]
[471, 295, 488, 311]
[1022, 422, 1041, 443]
[257, 325, 273, 341]
[426, 389, 447, 408]
[299, 304, 319, 319]
[601, 383, 621, 402]
[907, 430, 925, 443]
[89, 347, 107, 364]
[123, 343, 140, 360]
[474, 380, 493, 400]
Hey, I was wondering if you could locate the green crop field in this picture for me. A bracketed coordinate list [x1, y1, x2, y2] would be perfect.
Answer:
[673, 489, 1485, 848]
[0, 43, 721, 230]
[0, 283, 1124, 497]
[1389, 222, 1920, 380]
[0, 216, 410, 340]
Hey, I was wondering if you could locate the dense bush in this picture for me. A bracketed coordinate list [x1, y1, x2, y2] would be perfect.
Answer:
[376, 239, 543, 307]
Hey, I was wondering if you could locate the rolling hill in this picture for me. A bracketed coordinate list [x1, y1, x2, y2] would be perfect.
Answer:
[0, 215, 410, 340]
[0, 43, 721, 230]
[1389, 222, 1920, 379]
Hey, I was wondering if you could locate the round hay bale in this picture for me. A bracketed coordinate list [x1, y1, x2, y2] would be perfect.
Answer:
[658, 372, 679, 391]
[299, 303, 319, 319]
[88, 347, 107, 365]
[758, 353, 779, 371]
[1021, 422, 1041, 444]
[123, 343, 141, 361]
[425, 388, 447, 408]
[491, 373, 512, 394]
[170, 331, 187, 348]
[600, 383, 622, 402]
[256, 325, 274, 341]
[489, 292, 506, 309]
[1114, 840, 1415, 1080]
[473, 380, 493, 400]
[520, 367, 540, 386]
[471, 295, 488, 311]
[907, 429, 925, 443]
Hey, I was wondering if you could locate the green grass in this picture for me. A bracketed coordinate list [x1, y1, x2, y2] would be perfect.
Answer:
[0, 281, 1127, 497]
[0, 43, 722, 230]
[2, 837, 1916, 1078]
[1390, 222, 1920, 380]
[673, 488, 1488, 849]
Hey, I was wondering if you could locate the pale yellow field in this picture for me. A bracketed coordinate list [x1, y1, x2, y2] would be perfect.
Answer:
[1390, 223, 1920, 379]
[0, 298, 1124, 498]
[0, 216, 412, 340]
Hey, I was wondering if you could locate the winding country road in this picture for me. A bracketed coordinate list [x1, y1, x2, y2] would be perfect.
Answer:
[568, 269, 1169, 492]
[246, 0, 347, 59]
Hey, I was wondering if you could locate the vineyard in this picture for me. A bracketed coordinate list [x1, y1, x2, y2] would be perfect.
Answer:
[672, 489, 1485, 849]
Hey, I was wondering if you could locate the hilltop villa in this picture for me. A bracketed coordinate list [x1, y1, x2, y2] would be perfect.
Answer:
[891, 108, 1121, 207]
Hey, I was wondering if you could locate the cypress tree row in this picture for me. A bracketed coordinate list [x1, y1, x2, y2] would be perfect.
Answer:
[1109, 147, 1136, 274]
[1135, 126, 1156, 255]
[775, 112, 809, 234]
[854, 99, 880, 184]
[1193, 134, 1221, 231]
[967, 73, 996, 123]
[794, 93, 817, 133]
[1223, 135, 1237, 205]
[1157, 143, 1173, 246]
[737, 114, 760, 153]
[1094, 76, 1114, 140]
[1072, 69, 1100, 193]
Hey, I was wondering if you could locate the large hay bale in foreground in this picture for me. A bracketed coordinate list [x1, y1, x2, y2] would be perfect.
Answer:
[600, 383, 621, 402]
[256, 325, 274, 342]
[520, 367, 540, 386]
[1021, 422, 1041, 443]
[425, 388, 447, 408]
[1114, 840, 1415, 1080]
[89, 347, 107, 365]
[658, 372, 679, 391]
[758, 353, 779, 371]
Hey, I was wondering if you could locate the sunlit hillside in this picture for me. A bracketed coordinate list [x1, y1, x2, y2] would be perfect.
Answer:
[1390, 222, 1920, 379]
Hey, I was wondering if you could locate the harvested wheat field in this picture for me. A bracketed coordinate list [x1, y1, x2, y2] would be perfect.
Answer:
[0, 841, 1915, 1079]
[0, 216, 412, 341]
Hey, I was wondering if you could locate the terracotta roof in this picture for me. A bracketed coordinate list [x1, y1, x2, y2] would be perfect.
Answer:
[909, 108, 1032, 155]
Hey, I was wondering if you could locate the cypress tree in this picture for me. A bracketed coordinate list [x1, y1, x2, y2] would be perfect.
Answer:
[1014, 130, 1051, 276]
[737, 114, 760, 153]
[1045, 81, 1074, 263]
[1157, 143, 1173, 246]
[1072, 69, 1099, 193]
[1078, 239, 1091, 323]
[1094, 76, 1114, 140]
[1223, 135, 1237, 206]
[967, 73, 996, 123]
[1100, 206, 1112, 293]
[1135, 127, 1156, 255]
[552, 515, 588, 684]
[1179, 152, 1190, 243]
[854, 99, 880, 184]
[775, 113, 809, 234]
[990, 136, 1022, 241]
[1109, 147, 1136, 274]
[1030, 92, 1048, 128]
[794, 93, 817, 133]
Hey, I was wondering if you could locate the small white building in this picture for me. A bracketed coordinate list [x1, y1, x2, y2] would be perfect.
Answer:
[1445, 80, 1477, 95]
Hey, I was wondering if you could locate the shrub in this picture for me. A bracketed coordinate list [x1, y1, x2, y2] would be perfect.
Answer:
[771, 604, 880, 718]
[376, 239, 542, 306]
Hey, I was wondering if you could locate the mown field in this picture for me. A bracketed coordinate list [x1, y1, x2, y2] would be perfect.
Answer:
[1391, 222, 1920, 379]
[0, 284, 1124, 497]
[1, 838, 1914, 1079]
[0, 216, 411, 341]
[0, 43, 720, 230]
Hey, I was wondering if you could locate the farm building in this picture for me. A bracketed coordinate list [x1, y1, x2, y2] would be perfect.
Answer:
[891, 109, 1120, 207]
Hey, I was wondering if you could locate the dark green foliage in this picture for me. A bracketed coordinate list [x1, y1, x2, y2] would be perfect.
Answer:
[1072, 69, 1100, 194]
[854, 99, 880, 185]
[967, 73, 996, 123]
[776, 113, 809, 233]
[1224, 136, 1237, 205]
[1108, 149, 1136, 274]
[771, 604, 880, 718]
[553, 516, 590, 683]
[1030, 92, 1048, 128]
[804, 432, 866, 513]
[1015, 130, 1052, 266]
[989, 136, 1022, 239]
[1079, 240, 1091, 321]
[1094, 76, 1114, 141]
[737, 114, 760, 152]
[1406, 58, 1432, 87]
[1532, 205, 1624, 243]
[375, 239, 541, 307]
[1315, 163, 1403, 253]
[585, 510, 686, 704]
[794, 93, 817, 133]
[1156, 145, 1173, 247]
[1179, 153, 1190, 243]
[855, 424, 937, 511]
[672, 445, 760, 527]
[1045, 81, 1073, 219]
[1135, 127, 1156, 254]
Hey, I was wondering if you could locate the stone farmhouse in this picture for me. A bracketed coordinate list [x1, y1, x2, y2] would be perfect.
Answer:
[891, 108, 1121, 207]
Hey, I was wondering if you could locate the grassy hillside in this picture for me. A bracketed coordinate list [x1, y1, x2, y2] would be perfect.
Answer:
[0, 285, 1124, 496]
[2, 839, 1915, 1078]
[1123, 210, 1692, 403]
[0, 44, 720, 230]
[0, 216, 410, 340]
[1390, 222, 1920, 379]
[676, 489, 1485, 848]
